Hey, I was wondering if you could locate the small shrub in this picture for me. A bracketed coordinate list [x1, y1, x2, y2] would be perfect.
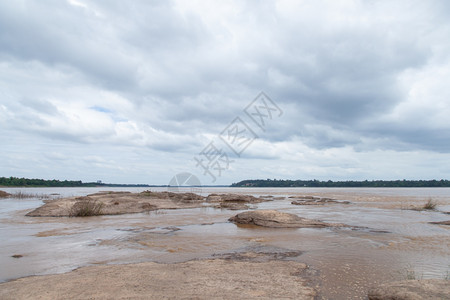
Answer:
[11, 191, 38, 199]
[423, 198, 437, 210]
[6, 191, 53, 199]
[69, 198, 104, 217]
[404, 268, 422, 280]
[406, 269, 416, 280]
[0, 190, 11, 198]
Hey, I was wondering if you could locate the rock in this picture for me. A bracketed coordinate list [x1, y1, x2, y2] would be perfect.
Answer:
[429, 220, 450, 225]
[206, 193, 262, 203]
[0, 259, 317, 299]
[206, 193, 266, 210]
[0, 190, 11, 198]
[26, 191, 206, 217]
[213, 245, 303, 262]
[368, 279, 450, 300]
[290, 195, 314, 199]
[140, 191, 204, 203]
[229, 210, 345, 228]
[291, 200, 326, 206]
[291, 198, 350, 206]
[218, 202, 249, 210]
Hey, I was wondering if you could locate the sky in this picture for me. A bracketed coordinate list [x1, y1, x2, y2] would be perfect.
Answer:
[1, 0, 450, 185]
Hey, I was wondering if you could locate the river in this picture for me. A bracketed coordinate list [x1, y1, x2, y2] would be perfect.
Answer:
[1, 187, 449, 299]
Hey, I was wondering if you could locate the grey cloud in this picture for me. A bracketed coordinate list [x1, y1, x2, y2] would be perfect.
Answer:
[1, 0, 450, 183]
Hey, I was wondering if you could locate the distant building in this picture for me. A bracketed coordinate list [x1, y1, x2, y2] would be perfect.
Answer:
[97, 180, 102, 184]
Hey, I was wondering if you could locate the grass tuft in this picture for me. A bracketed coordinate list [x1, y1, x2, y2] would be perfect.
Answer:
[69, 197, 104, 217]
[423, 198, 437, 210]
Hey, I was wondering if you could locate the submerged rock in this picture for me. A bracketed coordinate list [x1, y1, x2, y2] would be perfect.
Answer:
[429, 220, 450, 225]
[291, 197, 350, 206]
[213, 245, 303, 262]
[368, 279, 450, 300]
[218, 202, 249, 210]
[229, 210, 345, 228]
[206, 193, 262, 203]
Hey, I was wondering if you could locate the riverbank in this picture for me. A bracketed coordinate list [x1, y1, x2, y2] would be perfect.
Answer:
[1, 187, 449, 299]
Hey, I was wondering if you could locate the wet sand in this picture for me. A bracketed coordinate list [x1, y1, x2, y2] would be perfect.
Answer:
[0, 187, 449, 299]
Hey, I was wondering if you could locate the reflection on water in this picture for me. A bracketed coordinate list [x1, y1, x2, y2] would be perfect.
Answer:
[0, 187, 449, 299]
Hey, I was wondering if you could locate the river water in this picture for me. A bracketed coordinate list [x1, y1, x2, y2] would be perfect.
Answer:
[1, 187, 449, 299]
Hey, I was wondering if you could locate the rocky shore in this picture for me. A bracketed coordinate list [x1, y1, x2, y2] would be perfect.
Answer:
[229, 210, 347, 228]
[25, 191, 270, 217]
[0, 258, 317, 300]
[2, 189, 448, 299]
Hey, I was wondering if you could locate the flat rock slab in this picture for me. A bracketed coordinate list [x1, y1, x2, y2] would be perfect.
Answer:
[213, 245, 303, 262]
[291, 198, 350, 206]
[206, 193, 263, 203]
[26, 191, 273, 217]
[0, 259, 317, 300]
[429, 220, 450, 225]
[26, 191, 206, 217]
[229, 210, 346, 228]
[207, 193, 272, 211]
[368, 279, 450, 300]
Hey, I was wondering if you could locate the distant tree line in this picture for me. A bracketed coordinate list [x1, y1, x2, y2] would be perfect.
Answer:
[231, 179, 450, 188]
[0, 177, 150, 187]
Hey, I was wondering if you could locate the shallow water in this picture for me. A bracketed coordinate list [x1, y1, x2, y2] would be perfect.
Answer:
[1, 187, 449, 299]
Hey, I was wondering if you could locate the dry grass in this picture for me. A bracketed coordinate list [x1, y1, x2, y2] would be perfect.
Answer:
[423, 198, 437, 210]
[69, 197, 104, 217]
[3, 191, 54, 199]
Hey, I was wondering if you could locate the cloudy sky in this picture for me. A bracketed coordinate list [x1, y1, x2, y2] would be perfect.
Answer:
[1, 0, 450, 185]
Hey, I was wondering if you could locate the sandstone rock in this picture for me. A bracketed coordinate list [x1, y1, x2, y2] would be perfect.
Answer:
[368, 279, 450, 300]
[293, 195, 314, 199]
[213, 245, 303, 262]
[229, 210, 345, 228]
[0, 259, 317, 299]
[218, 202, 249, 210]
[141, 191, 204, 203]
[206, 193, 266, 210]
[291, 198, 350, 206]
[429, 220, 450, 225]
[206, 193, 261, 203]
[26, 191, 206, 217]
[291, 200, 326, 206]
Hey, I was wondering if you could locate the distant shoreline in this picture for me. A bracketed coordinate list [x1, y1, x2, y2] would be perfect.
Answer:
[3, 176, 450, 188]
[231, 179, 450, 188]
